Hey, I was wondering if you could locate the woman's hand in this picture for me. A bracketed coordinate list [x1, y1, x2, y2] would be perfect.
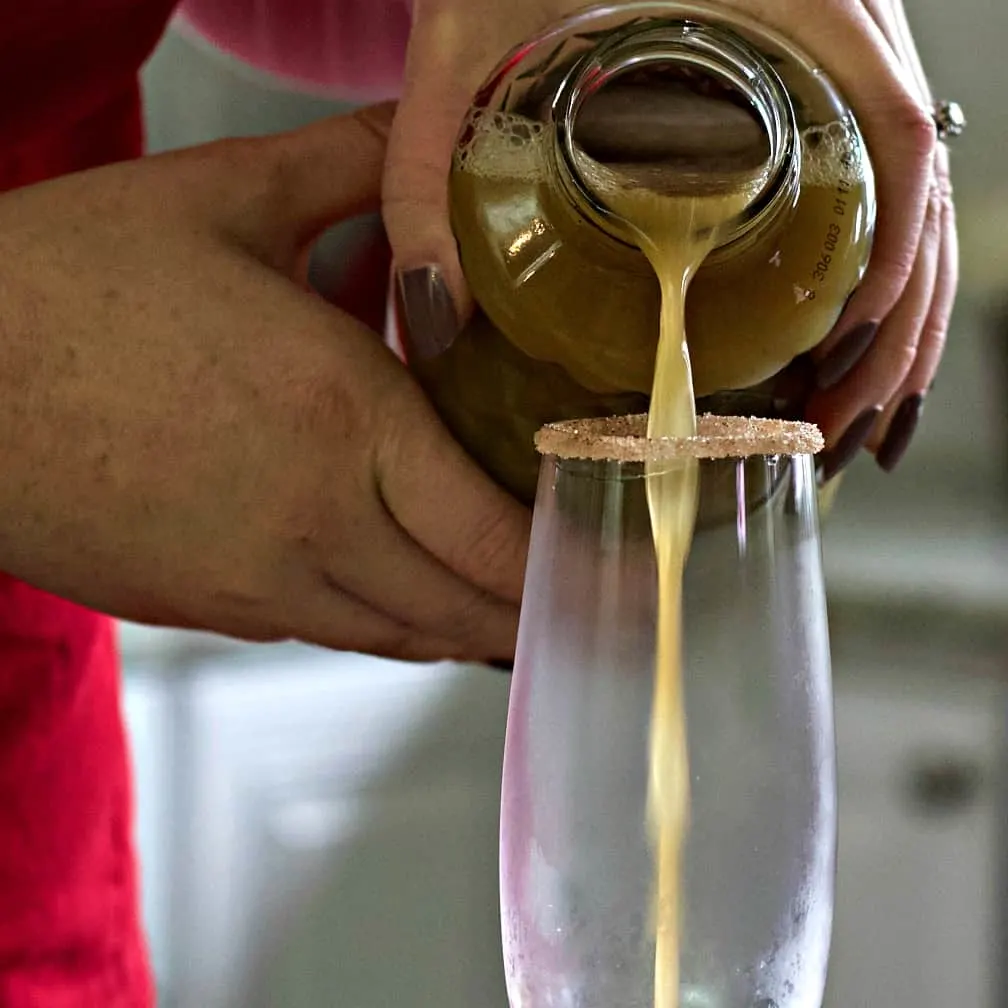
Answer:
[787, 0, 958, 478]
[0, 104, 529, 662]
[384, 0, 958, 475]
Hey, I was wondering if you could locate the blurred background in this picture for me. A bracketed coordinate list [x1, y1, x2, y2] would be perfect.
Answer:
[128, 3, 1007, 1005]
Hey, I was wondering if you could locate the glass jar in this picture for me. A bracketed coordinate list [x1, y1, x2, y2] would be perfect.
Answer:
[406, 1, 876, 503]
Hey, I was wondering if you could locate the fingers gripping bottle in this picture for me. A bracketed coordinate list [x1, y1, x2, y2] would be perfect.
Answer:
[404, 1, 875, 503]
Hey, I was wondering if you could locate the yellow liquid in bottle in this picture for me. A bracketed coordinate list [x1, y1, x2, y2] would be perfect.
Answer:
[436, 112, 869, 504]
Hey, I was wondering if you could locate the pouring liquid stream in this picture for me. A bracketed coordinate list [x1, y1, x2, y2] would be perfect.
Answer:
[577, 150, 769, 1007]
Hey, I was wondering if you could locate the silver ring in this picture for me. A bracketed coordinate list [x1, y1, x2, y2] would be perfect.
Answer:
[933, 100, 966, 141]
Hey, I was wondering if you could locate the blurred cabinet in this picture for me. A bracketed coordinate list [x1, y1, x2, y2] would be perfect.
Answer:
[124, 643, 511, 1008]
[826, 666, 1003, 1008]
[122, 624, 1004, 1008]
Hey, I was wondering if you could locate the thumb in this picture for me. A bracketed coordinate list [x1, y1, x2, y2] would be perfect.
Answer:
[229, 102, 397, 262]
[385, 2, 579, 348]
[383, 6, 493, 325]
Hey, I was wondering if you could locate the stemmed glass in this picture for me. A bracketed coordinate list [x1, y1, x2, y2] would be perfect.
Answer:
[500, 414, 835, 1008]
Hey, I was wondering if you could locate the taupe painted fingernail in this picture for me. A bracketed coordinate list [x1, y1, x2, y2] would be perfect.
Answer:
[815, 321, 879, 390]
[819, 406, 882, 482]
[877, 394, 925, 472]
[395, 265, 459, 360]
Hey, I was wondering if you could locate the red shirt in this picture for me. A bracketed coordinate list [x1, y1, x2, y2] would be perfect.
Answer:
[0, 2, 178, 1004]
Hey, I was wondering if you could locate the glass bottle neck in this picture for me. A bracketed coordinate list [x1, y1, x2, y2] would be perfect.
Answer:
[551, 19, 800, 250]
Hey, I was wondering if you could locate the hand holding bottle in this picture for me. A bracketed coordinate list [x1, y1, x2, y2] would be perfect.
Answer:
[386, 0, 957, 473]
[790, 0, 956, 475]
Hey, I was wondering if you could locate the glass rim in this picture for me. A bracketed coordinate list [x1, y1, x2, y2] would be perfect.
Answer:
[534, 413, 824, 462]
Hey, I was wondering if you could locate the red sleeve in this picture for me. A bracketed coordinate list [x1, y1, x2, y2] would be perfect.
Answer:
[0, 3, 178, 1004]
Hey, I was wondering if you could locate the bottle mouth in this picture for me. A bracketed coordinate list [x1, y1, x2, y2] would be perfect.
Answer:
[551, 20, 799, 250]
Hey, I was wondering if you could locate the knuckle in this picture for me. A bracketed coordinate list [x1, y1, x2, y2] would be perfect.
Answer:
[871, 244, 918, 292]
[922, 194, 944, 241]
[879, 336, 919, 388]
[382, 123, 445, 189]
[930, 174, 956, 216]
[929, 142, 955, 202]
[892, 100, 938, 159]
[861, 326, 918, 402]
[918, 319, 950, 355]
[382, 160, 446, 226]
[461, 505, 526, 581]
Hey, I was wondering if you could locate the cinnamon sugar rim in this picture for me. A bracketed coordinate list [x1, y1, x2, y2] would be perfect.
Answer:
[534, 414, 824, 462]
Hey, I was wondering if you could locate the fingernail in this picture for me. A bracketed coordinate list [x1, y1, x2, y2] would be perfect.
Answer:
[395, 265, 459, 360]
[488, 659, 514, 674]
[876, 394, 925, 472]
[815, 321, 879, 390]
[819, 406, 882, 482]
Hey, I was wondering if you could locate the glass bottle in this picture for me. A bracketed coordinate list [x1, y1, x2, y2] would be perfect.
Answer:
[405, 1, 876, 504]
[501, 414, 836, 1007]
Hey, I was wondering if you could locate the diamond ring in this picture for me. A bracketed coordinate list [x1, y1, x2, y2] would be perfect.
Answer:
[933, 100, 966, 141]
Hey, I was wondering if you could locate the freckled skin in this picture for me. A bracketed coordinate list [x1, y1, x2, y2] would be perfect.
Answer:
[0, 108, 530, 663]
